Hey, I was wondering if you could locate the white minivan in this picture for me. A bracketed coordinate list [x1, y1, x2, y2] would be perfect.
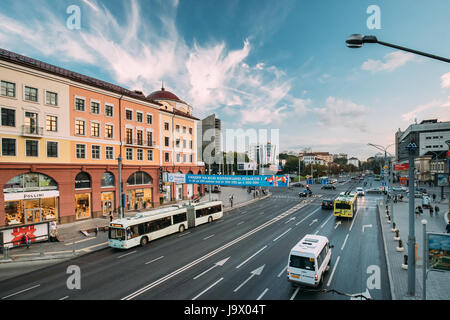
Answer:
[287, 235, 333, 287]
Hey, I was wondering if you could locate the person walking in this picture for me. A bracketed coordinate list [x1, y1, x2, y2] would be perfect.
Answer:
[432, 193, 436, 202]
[434, 205, 440, 216]
[429, 205, 434, 217]
[23, 233, 30, 249]
[446, 221, 450, 234]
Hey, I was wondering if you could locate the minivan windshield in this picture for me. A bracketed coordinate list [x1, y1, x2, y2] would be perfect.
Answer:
[289, 255, 315, 270]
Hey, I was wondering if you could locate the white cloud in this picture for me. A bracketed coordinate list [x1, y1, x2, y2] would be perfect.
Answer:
[361, 51, 417, 73]
[441, 72, 450, 88]
[401, 97, 450, 122]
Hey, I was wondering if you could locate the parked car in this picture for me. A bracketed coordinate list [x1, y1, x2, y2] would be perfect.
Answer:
[299, 189, 312, 197]
[321, 184, 336, 190]
[321, 199, 334, 210]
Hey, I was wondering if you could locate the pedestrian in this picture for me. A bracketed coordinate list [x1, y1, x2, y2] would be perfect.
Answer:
[94, 226, 99, 237]
[446, 221, 450, 234]
[109, 212, 113, 222]
[418, 205, 423, 215]
[434, 205, 440, 216]
[429, 205, 434, 217]
[23, 233, 30, 249]
[432, 193, 436, 202]
[415, 206, 420, 219]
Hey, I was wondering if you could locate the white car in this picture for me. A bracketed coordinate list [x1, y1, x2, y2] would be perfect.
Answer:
[355, 187, 365, 196]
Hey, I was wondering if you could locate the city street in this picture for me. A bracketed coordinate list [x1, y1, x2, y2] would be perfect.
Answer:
[0, 178, 391, 300]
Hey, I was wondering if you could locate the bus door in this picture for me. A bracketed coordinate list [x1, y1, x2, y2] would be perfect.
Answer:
[186, 206, 196, 228]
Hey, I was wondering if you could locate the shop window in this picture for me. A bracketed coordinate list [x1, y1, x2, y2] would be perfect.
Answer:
[75, 193, 91, 219]
[101, 172, 115, 187]
[75, 172, 91, 189]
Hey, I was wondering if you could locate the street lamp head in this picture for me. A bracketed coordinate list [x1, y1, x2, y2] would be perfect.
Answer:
[346, 34, 378, 48]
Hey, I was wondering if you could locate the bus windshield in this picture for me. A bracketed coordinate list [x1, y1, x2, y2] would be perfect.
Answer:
[109, 227, 126, 241]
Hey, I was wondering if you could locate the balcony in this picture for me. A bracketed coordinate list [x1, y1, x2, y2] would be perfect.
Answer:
[21, 125, 44, 137]
[123, 139, 157, 148]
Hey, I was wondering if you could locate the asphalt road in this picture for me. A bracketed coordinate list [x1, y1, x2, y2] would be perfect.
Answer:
[0, 178, 391, 300]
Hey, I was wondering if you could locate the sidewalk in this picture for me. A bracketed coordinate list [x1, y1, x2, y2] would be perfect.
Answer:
[379, 193, 450, 300]
[0, 187, 269, 265]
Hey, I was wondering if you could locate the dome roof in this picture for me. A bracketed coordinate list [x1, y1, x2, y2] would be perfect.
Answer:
[147, 86, 181, 102]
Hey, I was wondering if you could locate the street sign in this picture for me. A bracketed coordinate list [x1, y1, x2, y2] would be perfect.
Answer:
[405, 141, 418, 152]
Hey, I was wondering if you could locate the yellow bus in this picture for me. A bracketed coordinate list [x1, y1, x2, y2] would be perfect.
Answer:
[334, 192, 357, 218]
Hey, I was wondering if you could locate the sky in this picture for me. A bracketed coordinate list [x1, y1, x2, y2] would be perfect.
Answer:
[1, 0, 450, 161]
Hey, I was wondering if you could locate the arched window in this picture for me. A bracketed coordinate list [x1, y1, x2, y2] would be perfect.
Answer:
[4, 173, 57, 193]
[101, 172, 115, 187]
[75, 172, 91, 189]
[127, 171, 152, 186]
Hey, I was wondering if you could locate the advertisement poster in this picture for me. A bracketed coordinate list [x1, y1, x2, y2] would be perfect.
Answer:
[166, 173, 289, 187]
[1, 222, 49, 249]
[427, 233, 450, 271]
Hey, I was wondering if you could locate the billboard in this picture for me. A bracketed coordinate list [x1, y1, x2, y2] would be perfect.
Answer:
[437, 174, 449, 187]
[165, 173, 289, 187]
[1, 222, 50, 249]
[394, 163, 409, 171]
[427, 233, 450, 271]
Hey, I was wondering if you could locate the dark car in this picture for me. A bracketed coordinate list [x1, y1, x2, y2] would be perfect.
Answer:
[321, 184, 336, 190]
[291, 182, 305, 188]
[321, 199, 334, 210]
[299, 189, 312, 197]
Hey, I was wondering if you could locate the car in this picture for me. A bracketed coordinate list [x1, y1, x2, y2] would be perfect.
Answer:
[355, 187, 365, 196]
[416, 187, 428, 194]
[299, 189, 312, 197]
[291, 182, 305, 188]
[392, 186, 407, 192]
[321, 199, 334, 210]
[366, 187, 383, 194]
[321, 184, 336, 190]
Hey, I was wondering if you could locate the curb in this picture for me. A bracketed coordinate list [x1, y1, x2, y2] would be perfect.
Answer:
[0, 253, 77, 264]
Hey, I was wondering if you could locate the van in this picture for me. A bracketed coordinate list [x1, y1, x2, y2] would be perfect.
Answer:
[287, 234, 333, 287]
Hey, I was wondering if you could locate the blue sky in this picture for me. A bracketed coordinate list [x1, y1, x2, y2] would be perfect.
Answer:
[1, 0, 450, 160]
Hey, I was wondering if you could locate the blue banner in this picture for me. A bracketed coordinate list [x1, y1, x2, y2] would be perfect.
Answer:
[185, 174, 290, 187]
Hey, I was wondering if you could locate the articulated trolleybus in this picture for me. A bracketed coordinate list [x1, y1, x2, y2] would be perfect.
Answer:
[333, 192, 357, 218]
[108, 200, 223, 249]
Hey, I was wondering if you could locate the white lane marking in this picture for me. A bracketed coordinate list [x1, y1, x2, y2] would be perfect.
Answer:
[273, 228, 292, 242]
[193, 257, 230, 280]
[349, 209, 360, 231]
[233, 265, 265, 293]
[290, 287, 299, 300]
[203, 234, 215, 240]
[237, 221, 245, 226]
[64, 237, 96, 246]
[178, 231, 192, 237]
[236, 246, 267, 269]
[1, 284, 41, 300]
[117, 250, 136, 259]
[59, 296, 69, 300]
[257, 288, 269, 300]
[341, 234, 349, 251]
[277, 266, 286, 278]
[295, 207, 320, 226]
[326, 256, 340, 287]
[320, 215, 333, 229]
[192, 277, 224, 300]
[145, 256, 164, 265]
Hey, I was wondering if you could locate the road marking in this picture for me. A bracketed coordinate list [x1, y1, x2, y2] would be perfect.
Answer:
[334, 220, 342, 230]
[320, 215, 333, 229]
[59, 296, 69, 300]
[341, 234, 349, 251]
[290, 287, 299, 300]
[309, 219, 318, 226]
[193, 257, 230, 280]
[145, 256, 164, 265]
[64, 237, 96, 246]
[192, 277, 224, 300]
[234, 265, 265, 292]
[349, 209, 360, 232]
[118, 250, 136, 259]
[81, 241, 109, 252]
[362, 224, 373, 232]
[121, 202, 308, 300]
[296, 208, 320, 226]
[236, 246, 267, 269]
[277, 266, 286, 278]
[1, 284, 41, 300]
[326, 256, 340, 287]
[203, 234, 215, 240]
[178, 231, 192, 237]
[273, 228, 292, 242]
[237, 221, 245, 226]
[257, 288, 269, 300]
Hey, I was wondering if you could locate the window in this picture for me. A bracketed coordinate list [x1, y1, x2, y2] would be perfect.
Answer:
[2, 138, 16, 156]
[106, 146, 114, 160]
[127, 171, 152, 186]
[176, 153, 180, 162]
[126, 128, 133, 144]
[136, 112, 143, 122]
[76, 144, 86, 159]
[75, 120, 85, 135]
[289, 255, 315, 271]
[24, 86, 38, 102]
[126, 148, 133, 160]
[105, 124, 113, 138]
[195, 205, 222, 218]
[176, 125, 180, 132]
[146, 114, 152, 124]
[137, 149, 143, 161]
[75, 98, 85, 111]
[147, 132, 153, 146]
[126, 109, 133, 120]
[75, 172, 91, 189]
[189, 127, 193, 135]
[137, 130, 143, 145]
[1, 108, 15, 127]
[105, 104, 113, 117]
[25, 140, 38, 157]
[1, 81, 15, 97]
[92, 145, 100, 159]
[183, 139, 186, 148]
[183, 154, 186, 163]
[173, 213, 187, 224]
[183, 126, 186, 134]
[189, 140, 193, 149]
[164, 122, 169, 130]
[164, 152, 170, 162]
[101, 172, 115, 187]
[47, 141, 58, 158]
[91, 122, 100, 137]
[91, 101, 100, 114]
[46, 91, 58, 106]
[46, 115, 57, 132]
[165, 137, 170, 147]
[147, 150, 153, 161]
[189, 154, 193, 163]
[176, 139, 180, 148]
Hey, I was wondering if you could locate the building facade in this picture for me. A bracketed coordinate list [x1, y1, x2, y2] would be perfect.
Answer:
[0, 48, 204, 228]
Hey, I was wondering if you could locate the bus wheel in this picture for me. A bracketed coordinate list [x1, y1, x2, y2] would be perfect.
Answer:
[140, 237, 148, 247]
[179, 225, 185, 233]
[208, 216, 213, 223]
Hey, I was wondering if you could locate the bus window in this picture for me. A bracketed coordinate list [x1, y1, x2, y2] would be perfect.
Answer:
[109, 228, 125, 240]
[335, 202, 351, 210]
[289, 255, 315, 271]
[173, 212, 187, 224]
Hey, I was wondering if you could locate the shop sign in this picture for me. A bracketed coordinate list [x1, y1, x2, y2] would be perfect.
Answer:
[4, 190, 60, 201]
[394, 163, 409, 171]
